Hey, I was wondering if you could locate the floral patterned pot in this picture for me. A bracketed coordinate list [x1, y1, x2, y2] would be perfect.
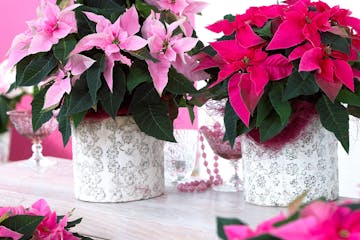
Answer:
[241, 116, 339, 207]
[0, 131, 9, 163]
[71, 116, 164, 202]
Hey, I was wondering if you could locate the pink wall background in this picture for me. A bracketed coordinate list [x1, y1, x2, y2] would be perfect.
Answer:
[1, 0, 197, 161]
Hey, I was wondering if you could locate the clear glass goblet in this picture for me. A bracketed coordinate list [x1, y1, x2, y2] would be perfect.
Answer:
[7, 110, 58, 167]
[200, 122, 243, 192]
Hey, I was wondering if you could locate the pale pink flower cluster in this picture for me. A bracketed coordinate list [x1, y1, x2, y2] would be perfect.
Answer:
[145, 0, 207, 36]
[225, 200, 360, 240]
[7, 0, 80, 67]
[0, 199, 79, 240]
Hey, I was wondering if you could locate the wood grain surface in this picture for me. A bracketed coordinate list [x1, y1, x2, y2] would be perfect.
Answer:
[0, 158, 284, 240]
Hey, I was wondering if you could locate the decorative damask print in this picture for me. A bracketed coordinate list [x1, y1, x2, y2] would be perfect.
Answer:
[72, 116, 164, 202]
[242, 116, 339, 206]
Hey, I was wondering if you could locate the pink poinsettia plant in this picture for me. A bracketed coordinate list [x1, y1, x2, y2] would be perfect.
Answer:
[198, 0, 360, 151]
[217, 198, 360, 240]
[0, 198, 90, 240]
[7, 0, 208, 145]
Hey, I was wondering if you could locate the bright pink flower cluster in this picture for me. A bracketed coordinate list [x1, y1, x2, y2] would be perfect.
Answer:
[202, 0, 360, 127]
[0, 199, 79, 240]
[223, 200, 360, 240]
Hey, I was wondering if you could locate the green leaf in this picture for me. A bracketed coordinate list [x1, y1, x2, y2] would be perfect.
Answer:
[316, 94, 349, 152]
[321, 32, 351, 55]
[135, 0, 156, 18]
[128, 47, 159, 62]
[217, 217, 245, 240]
[269, 83, 292, 125]
[53, 35, 77, 63]
[15, 55, 34, 89]
[343, 203, 360, 211]
[65, 217, 83, 229]
[283, 70, 319, 100]
[1, 215, 44, 240]
[75, 10, 96, 38]
[17, 54, 57, 86]
[68, 76, 94, 115]
[57, 96, 71, 146]
[223, 14, 235, 22]
[31, 84, 53, 131]
[254, 20, 272, 39]
[336, 88, 360, 107]
[259, 112, 287, 142]
[348, 105, 360, 118]
[127, 61, 152, 92]
[98, 65, 126, 118]
[256, 95, 272, 127]
[87, 54, 105, 102]
[187, 105, 195, 124]
[0, 96, 8, 128]
[130, 83, 175, 142]
[132, 103, 176, 142]
[130, 82, 162, 107]
[166, 68, 197, 94]
[248, 234, 282, 240]
[223, 101, 239, 147]
[72, 111, 87, 128]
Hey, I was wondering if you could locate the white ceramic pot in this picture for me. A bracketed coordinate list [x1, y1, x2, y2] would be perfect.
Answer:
[241, 116, 339, 206]
[0, 131, 10, 163]
[71, 116, 164, 202]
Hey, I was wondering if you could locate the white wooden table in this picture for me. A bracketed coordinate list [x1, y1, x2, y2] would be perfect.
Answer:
[0, 158, 284, 240]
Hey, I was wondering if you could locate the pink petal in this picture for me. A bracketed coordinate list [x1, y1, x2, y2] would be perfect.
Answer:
[267, 20, 305, 50]
[235, 23, 266, 48]
[298, 47, 323, 72]
[210, 40, 247, 63]
[28, 33, 54, 55]
[30, 198, 51, 215]
[83, 11, 111, 32]
[270, 217, 319, 240]
[288, 43, 312, 61]
[164, 46, 177, 62]
[264, 54, 293, 80]
[224, 225, 255, 239]
[7, 33, 32, 67]
[146, 59, 171, 95]
[333, 60, 354, 92]
[248, 66, 269, 95]
[318, 58, 334, 82]
[141, 11, 165, 39]
[303, 24, 321, 47]
[241, 72, 264, 113]
[172, 54, 209, 81]
[315, 74, 342, 102]
[0, 226, 23, 240]
[172, 37, 198, 54]
[71, 33, 109, 55]
[120, 6, 141, 36]
[119, 35, 147, 51]
[148, 36, 164, 54]
[52, 22, 73, 40]
[228, 73, 251, 126]
[104, 55, 115, 92]
[167, 18, 186, 37]
[43, 77, 71, 109]
[206, 19, 235, 35]
[67, 54, 95, 76]
[215, 62, 243, 85]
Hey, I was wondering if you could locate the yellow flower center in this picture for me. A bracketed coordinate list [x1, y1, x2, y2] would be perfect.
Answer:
[339, 229, 350, 238]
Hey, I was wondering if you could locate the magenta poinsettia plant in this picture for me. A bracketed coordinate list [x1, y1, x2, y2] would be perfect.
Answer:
[198, 0, 360, 152]
[7, 0, 208, 145]
[217, 198, 360, 240]
[0, 199, 90, 240]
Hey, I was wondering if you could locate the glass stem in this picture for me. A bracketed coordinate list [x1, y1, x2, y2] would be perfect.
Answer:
[31, 140, 44, 165]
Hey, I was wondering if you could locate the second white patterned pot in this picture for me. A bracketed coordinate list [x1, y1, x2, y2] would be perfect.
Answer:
[241, 116, 339, 207]
[0, 131, 10, 163]
[71, 116, 164, 202]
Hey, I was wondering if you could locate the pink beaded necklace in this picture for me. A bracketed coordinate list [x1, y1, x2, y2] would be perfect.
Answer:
[177, 132, 223, 192]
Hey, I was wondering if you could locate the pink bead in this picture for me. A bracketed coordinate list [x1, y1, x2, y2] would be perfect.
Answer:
[209, 176, 214, 181]
[202, 153, 207, 158]
[189, 186, 195, 192]
[199, 136, 204, 141]
[206, 169, 211, 174]
[203, 161, 208, 167]
[201, 144, 205, 150]
[214, 155, 219, 160]
[193, 180, 199, 186]
[213, 162, 218, 167]
[213, 180, 220, 185]
[214, 168, 219, 174]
